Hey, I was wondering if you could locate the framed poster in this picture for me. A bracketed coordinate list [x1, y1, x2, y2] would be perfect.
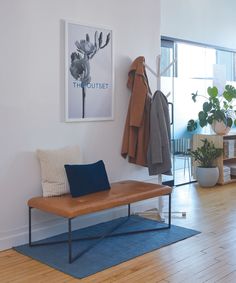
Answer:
[65, 21, 113, 122]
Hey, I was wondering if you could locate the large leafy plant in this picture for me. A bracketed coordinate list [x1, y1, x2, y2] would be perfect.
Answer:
[189, 138, 223, 168]
[187, 85, 236, 132]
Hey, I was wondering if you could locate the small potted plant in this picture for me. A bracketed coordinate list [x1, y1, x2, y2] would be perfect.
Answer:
[189, 138, 223, 187]
[187, 85, 236, 135]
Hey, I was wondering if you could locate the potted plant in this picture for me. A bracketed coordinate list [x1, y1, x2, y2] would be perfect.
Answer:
[187, 85, 236, 135]
[189, 138, 223, 187]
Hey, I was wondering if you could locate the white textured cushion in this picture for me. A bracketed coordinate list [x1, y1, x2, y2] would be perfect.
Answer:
[37, 145, 82, 197]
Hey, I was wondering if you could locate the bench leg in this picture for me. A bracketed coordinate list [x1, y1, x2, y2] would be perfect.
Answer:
[29, 208, 74, 248]
[128, 203, 131, 217]
[29, 208, 73, 264]
[29, 207, 32, 246]
[168, 193, 171, 228]
[68, 218, 72, 263]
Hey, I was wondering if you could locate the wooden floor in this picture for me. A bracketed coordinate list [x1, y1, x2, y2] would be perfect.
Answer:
[1, 182, 236, 282]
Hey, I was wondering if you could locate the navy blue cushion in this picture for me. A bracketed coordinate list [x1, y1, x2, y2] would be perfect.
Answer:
[64, 160, 110, 197]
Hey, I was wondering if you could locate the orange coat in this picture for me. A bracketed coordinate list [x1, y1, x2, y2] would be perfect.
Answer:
[121, 56, 151, 166]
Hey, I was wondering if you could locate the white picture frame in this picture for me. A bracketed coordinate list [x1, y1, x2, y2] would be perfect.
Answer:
[65, 20, 114, 122]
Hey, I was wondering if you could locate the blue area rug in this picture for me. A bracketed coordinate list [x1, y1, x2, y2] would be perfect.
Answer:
[14, 215, 200, 279]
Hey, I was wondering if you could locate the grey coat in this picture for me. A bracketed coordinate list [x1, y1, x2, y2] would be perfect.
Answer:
[147, 90, 172, 176]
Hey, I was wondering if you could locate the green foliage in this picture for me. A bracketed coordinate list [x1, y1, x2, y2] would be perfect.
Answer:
[187, 119, 197, 131]
[187, 85, 236, 132]
[189, 139, 223, 168]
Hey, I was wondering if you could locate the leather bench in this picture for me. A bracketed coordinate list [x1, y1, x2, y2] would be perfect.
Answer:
[28, 180, 172, 263]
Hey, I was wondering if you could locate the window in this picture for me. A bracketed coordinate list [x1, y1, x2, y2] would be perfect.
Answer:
[160, 38, 236, 186]
[160, 40, 175, 77]
[177, 43, 216, 79]
[161, 38, 236, 82]
[216, 49, 235, 81]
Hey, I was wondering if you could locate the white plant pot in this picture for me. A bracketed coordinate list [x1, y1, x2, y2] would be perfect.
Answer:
[196, 166, 219, 187]
[211, 120, 230, 135]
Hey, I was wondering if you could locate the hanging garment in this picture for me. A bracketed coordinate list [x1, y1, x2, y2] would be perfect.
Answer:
[121, 56, 151, 166]
[147, 90, 172, 175]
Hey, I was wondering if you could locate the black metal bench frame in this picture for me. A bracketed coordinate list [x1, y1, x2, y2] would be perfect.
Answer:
[29, 193, 171, 263]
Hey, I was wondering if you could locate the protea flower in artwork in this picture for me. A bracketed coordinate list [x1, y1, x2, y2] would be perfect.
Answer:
[70, 55, 91, 84]
[70, 31, 110, 118]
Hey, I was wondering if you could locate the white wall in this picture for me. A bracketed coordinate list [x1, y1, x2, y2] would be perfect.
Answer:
[0, 0, 161, 249]
[161, 0, 236, 49]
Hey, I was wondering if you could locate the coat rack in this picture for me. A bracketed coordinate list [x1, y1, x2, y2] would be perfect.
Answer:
[143, 55, 176, 97]
[141, 55, 186, 219]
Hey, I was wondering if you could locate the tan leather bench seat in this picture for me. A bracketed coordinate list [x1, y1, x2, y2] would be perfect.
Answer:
[28, 180, 172, 218]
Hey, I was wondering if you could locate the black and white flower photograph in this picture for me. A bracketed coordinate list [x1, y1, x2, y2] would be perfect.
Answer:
[65, 22, 113, 121]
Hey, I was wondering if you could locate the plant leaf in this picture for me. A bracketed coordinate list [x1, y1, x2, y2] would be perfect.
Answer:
[187, 119, 198, 131]
[191, 91, 198, 102]
[203, 102, 212, 112]
[215, 110, 225, 121]
[207, 116, 213, 124]
[227, 117, 233, 127]
[198, 111, 208, 127]
[207, 86, 218, 98]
